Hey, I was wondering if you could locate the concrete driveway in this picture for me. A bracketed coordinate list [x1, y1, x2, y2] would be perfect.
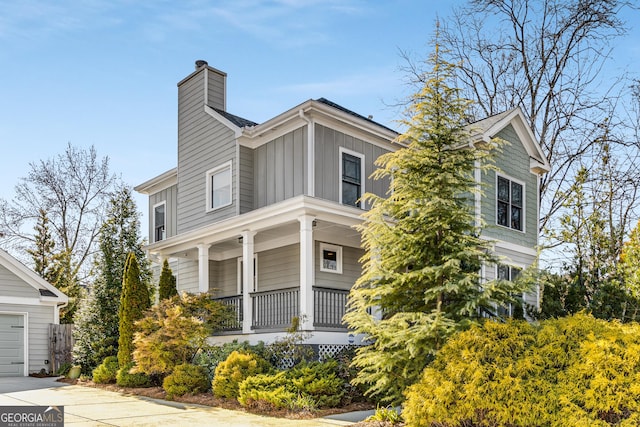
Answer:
[0, 377, 365, 426]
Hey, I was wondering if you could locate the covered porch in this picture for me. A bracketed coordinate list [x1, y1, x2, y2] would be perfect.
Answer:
[145, 196, 363, 335]
[214, 285, 349, 332]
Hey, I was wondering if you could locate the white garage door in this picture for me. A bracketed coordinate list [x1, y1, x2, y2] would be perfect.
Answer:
[0, 314, 25, 376]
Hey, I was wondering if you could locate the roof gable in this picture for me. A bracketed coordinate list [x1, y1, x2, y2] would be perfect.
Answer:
[0, 248, 68, 302]
[470, 107, 551, 174]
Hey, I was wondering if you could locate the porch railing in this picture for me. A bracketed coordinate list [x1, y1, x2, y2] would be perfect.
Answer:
[213, 286, 349, 332]
[313, 286, 349, 328]
[252, 287, 299, 329]
[216, 295, 243, 331]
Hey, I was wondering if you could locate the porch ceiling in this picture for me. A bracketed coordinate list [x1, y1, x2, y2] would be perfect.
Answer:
[146, 196, 364, 261]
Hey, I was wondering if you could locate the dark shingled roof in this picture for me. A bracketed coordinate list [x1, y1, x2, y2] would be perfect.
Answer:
[210, 99, 397, 135]
[210, 107, 258, 128]
[316, 98, 398, 135]
[39, 288, 57, 297]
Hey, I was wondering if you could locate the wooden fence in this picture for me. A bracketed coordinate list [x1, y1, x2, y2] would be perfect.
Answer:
[49, 324, 74, 374]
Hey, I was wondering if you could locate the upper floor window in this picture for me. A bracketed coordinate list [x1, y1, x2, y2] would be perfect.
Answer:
[340, 148, 364, 208]
[153, 202, 166, 242]
[497, 175, 524, 231]
[206, 161, 232, 211]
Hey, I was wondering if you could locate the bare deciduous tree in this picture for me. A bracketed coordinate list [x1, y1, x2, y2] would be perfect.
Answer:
[0, 143, 117, 286]
[421, 0, 632, 237]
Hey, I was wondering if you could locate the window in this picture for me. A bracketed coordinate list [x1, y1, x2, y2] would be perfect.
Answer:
[237, 255, 257, 293]
[320, 243, 342, 274]
[497, 264, 521, 282]
[153, 202, 166, 242]
[497, 176, 524, 231]
[496, 264, 522, 318]
[206, 161, 232, 211]
[340, 148, 364, 208]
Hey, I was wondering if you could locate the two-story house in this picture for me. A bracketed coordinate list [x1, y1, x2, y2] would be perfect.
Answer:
[135, 61, 550, 347]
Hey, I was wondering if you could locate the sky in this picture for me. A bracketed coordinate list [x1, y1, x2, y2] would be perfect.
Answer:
[0, 0, 467, 233]
[1, 0, 640, 238]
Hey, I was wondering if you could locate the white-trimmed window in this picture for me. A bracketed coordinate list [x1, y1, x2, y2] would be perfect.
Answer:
[153, 202, 166, 242]
[237, 255, 258, 293]
[496, 264, 522, 318]
[339, 148, 365, 208]
[496, 175, 524, 231]
[206, 161, 232, 211]
[320, 243, 342, 274]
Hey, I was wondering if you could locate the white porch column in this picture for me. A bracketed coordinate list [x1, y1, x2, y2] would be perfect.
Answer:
[241, 230, 256, 334]
[298, 215, 315, 330]
[197, 244, 211, 293]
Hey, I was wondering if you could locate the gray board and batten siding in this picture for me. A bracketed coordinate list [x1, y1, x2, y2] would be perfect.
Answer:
[481, 124, 538, 249]
[148, 184, 177, 241]
[251, 127, 308, 210]
[177, 68, 237, 234]
[314, 123, 390, 206]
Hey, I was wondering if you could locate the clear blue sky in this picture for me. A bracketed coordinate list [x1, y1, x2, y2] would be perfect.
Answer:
[1, 0, 639, 233]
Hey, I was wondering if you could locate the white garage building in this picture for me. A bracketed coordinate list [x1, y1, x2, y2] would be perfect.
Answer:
[0, 248, 68, 376]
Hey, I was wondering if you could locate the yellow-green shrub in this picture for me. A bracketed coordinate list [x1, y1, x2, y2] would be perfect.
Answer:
[116, 362, 152, 388]
[236, 360, 346, 410]
[289, 360, 344, 408]
[162, 364, 209, 399]
[92, 356, 119, 384]
[238, 372, 296, 410]
[212, 351, 270, 399]
[403, 314, 640, 427]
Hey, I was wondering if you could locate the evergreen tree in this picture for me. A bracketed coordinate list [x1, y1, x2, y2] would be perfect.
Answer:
[26, 208, 56, 282]
[343, 42, 530, 404]
[27, 208, 81, 322]
[118, 252, 150, 367]
[158, 259, 177, 301]
[73, 186, 149, 370]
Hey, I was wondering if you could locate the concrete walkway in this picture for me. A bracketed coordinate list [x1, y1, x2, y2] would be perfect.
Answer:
[0, 377, 366, 426]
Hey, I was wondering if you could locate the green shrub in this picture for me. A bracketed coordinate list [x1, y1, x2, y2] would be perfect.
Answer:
[116, 362, 152, 388]
[158, 259, 178, 301]
[118, 253, 150, 367]
[289, 360, 344, 408]
[162, 364, 209, 399]
[238, 372, 296, 410]
[264, 317, 314, 368]
[212, 351, 270, 399]
[403, 314, 640, 427]
[331, 346, 369, 403]
[236, 360, 345, 410]
[194, 341, 268, 382]
[92, 356, 119, 384]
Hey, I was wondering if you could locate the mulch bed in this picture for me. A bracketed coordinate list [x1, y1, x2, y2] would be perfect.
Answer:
[57, 377, 374, 420]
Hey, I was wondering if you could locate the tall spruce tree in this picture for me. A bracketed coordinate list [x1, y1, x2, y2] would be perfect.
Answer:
[27, 208, 81, 322]
[344, 42, 530, 404]
[73, 186, 149, 370]
[27, 208, 56, 282]
[158, 259, 177, 301]
[118, 252, 150, 367]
